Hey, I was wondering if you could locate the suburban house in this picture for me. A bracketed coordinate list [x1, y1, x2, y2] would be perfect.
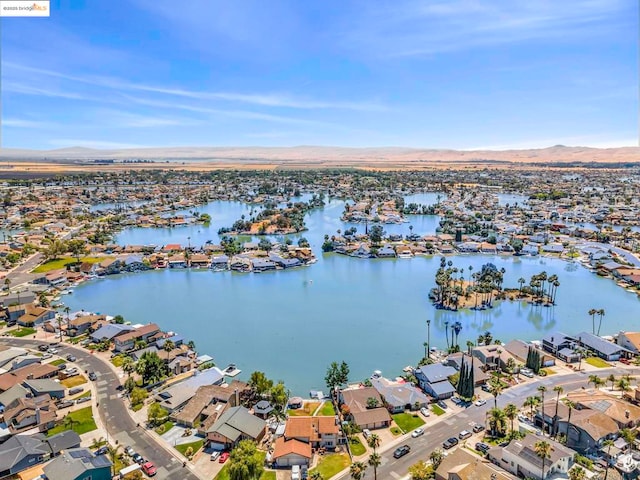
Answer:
[16, 306, 55, 327]
[113, 323, 161, 352]
[206, 406, 266, 450]
[43, 448, 112, 480]
[575, 331, 633, 361]
[155, 367, 225, 412]
[3, 394, 58, 432]
[503, 339, 555, 367]
[0, 434, 52, 477]
[370, 376, 429, 413]
[339, 387, 392, 430]
[435, 448, 517, 480]
[272, 437, 312, 468]
[4, 354, 41, 372]
[0, 346, 28, 370]
[22, 379, 66, 399]
[66, 314, 107, 337]
[444, 353, 489, 385]
[90, 323, 135, 343]
[414, 363, 457, 400]
[617, 331, 640, 354]
[283, 416, 341, 449]
[0, 363, 59, 392]
[541, 332, 581, 363]
[472, 344, 518, 372]
[488, 435, 575, 479]
[0, 384, 29, 412]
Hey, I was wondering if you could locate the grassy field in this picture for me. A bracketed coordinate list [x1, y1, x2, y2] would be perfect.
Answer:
[32, 256, 108, 273]
[310, 453, 350, 479]
[318, 401, 335, 416]
[350, 437, 366, 456]
[50, 359, 66, 366]
[392, 413, 425, 433]
[288, 401, 320, 416]
[154, 420, 174, 435]
[60, 375, 88, 388]
[585, 357, 611, 368]
[7, 327, 36, 337]
[432, 404, 446, 416]
[47, 407, 97, 436]
[175, 439, 204, 458]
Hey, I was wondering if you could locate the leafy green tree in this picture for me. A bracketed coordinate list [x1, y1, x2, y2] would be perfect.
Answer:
[368, 225, 385, 245]
[270, 381, 288, 411]
[130, 387, 148, 407]
[408, 460, 434, 480]
[429, 449, 444, 470]
[325, 361, 350, 392]
[228, 440, 264, 480]
[147, 402, 168, 426]
[249, 371, 273, 397]
[136, 351, 167, 385]
[113, 315, 125, 324]
[258, 238, 272, 252]
[67, 239, 88, 263]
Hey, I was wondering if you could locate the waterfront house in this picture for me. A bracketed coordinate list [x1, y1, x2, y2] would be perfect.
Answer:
[542, 332, 580, 363]
[487, 435, 575, 479]
[123, 255, 147, 272]
[44, 269, 67, 287]
[370, 376, 429, 412]
[206, 406, 266, 450]
[575, 331, 633, 361]
[283, 416, 341, 449]
[251, 258, 277, 272]
[17, 306, 55, 327]
[414, 364, 457, 400]
[503, 339, 555, 367]
[43, 448, 112, 480]
[96, 258, 121, 275]
[376, 245, 396, 258]
[155, 367, 225, 412]
[66, 313, 107, 337]
[90, 323, 135, 343]
[230, 256, 252, 272]
[339, 387, 391, 430]
[189, 253, 210, 268]
[472, 344, 518, 372]
[617, 331, 640, 354]
[211, 255, 229, 270]
[435, 448, 517, 480]
[168, 254, 187, 268]
[112, 323, 160, 352]
[444, 353, 489, 385]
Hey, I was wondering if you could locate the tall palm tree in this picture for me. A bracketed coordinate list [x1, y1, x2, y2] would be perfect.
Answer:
[490, 380, 504, 409]
[588, 309, 597, 334]
[524, 396, 540, 421]
[564, 400, 575, 444]
[488, 407, 506, 438]
[349, 461, 367, 480]
[444, 320, 450, 350]
[537, 385, 547, 435]
[597, 309, 606, 336]
[607, 374, 616, 391]
[163, 339, 175, 364]
[568, 465, 586, 480]
[552, 386, 563, 437]
[534, 440, 551, 480]
[504, 403, 518, 435]
[122, 356, 135, 377]
[368, 453, 381, 480]
[64, 306, 71, 333]
[367, 434, 381, 453]
[107, 445, 123, 476]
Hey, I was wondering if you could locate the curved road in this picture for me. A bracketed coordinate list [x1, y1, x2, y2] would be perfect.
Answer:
[0, 337, 200, 480]
[337, 366, 640, 480]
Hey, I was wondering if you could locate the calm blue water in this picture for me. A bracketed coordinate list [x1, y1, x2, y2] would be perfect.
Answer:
[63, 198, 640, 395]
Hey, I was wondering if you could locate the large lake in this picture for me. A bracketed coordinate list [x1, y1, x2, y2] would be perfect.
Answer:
[64, 194, 640, 395]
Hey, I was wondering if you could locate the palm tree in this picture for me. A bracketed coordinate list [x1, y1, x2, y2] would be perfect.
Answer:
[603, 439, 614, 480]
[488, 407, 506, 438]
[597, 309, 606, 336]
[489, 380, 504, 409]
[524, 396, 540, 421]
[534, 440, 551, 480]
[107, 445, 123, 476]
[564, 399, 575, 441]
[537, 385, 547, 435]
[429, 449, 444, 470]
[64, 306, 71, 332]
[443, 320, 450, 350]
[504, 403, 518, 434]
[552, 386, 563, 437]
[368, 453, 381, 480]
[568, 465, 586, 480]
[367, 434, 381, 453]
[588, 308, 597, 334]
[588, 374, 598, 389]
[607, 374, 616, 391]
[349, 461, 367, 480]
[616, 377, 630, 392]
[122, 357, 135, 377]
[163, 339, 175, 364]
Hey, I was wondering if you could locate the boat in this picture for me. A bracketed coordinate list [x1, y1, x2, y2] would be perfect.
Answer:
[223, 364, 241, 377]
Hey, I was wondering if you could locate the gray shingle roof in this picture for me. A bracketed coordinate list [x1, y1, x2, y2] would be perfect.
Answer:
[207, 406, 266, 441]
[416, 363, 457, 383]
[44, 447, 112, 480]
[0, 434, 50, 472]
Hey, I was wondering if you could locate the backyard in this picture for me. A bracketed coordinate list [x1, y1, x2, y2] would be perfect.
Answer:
[288, 401, 320, 417]
[318, 401, 336, 416]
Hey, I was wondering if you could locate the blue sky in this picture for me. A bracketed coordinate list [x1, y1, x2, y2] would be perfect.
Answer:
[1, 0, 638, 150]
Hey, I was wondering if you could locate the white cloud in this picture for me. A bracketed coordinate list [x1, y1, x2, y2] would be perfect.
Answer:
[3, 119, 51, 128]
[48, 139, 148, 149]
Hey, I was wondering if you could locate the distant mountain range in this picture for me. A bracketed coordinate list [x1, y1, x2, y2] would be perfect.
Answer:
[0, 145, 638, 165]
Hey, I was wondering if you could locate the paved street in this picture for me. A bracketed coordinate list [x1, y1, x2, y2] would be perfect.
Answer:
[0, 337, 202, 480]
[4, 252, 43, 286]
[337, 366, 640, 480]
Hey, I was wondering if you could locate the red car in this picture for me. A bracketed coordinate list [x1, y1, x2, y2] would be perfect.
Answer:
[142, 461, 157, 476]
[219, 452, 230, 463]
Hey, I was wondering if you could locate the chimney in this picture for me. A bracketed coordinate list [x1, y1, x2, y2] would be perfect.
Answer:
[35, 407, 41, 425]
[234, 388, 239, 406]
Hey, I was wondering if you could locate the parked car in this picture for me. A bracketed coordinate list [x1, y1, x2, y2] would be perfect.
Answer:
[210, 451, 220, 461]
[57, 400, 74, 409]
[42, 353, 52, 360]
[362, 428, 371, 439]
[125, 446, 135, 457]
[472, 423, 485, 433]
[411, 428, 424, 438]
[420, 407, 430, 417]
[76, 396, 91, 404]
[442, 437, 458, 449]
[38, 344, 49, 352]
[66, 354, 76, 362]
[451, 397, 462, 405]
[301, 465, 308, 479]
[47, 348, 58, 354]
[475, 442, 490, 454]
[94, 446, 109, 456]
[481, 384, 491, 392]
[459, 430, 472, 439]
[142, 461, 157, 476]
[291, 465, 301, 480]
[474, 399, 487, 407]
[219, 452, 230, 463]
[132, 453, 144, 464]
[68, 387, 84, 395]
[521, 368, 534, 378]
[437, 400, 448, 410]
[88, 372, 97, 381]
[393, 445, 411, 459]
[57, 363, 67, 371]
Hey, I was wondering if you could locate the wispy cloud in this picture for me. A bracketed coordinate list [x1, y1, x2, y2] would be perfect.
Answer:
[96, 110, 202, 128]
[3, 119, 52, 128]
[48, 139, 149, 149]
[340, 0, 629, 57]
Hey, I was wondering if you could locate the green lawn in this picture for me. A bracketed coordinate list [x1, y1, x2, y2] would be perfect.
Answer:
[392, 413, 425, 433]
[390, 426, 403, 436]
[318, 401, 336, 416]
[32, 256, 108, 273]
[175, 439, 204, 458]
[432, 404, 446, 416]
[7, 327, 36, 337]
[154, 420, 174, 435]
[47, 406, 97, 436]
[288, 401, 320, 416]
[310, 453, 350, 479]
[585, 357, 611, 368]
[350, 437, 366, 456]
[50, 359, 66, 366]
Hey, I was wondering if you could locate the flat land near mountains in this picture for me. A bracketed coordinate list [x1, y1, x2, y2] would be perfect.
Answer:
[0, 145, 638, 174]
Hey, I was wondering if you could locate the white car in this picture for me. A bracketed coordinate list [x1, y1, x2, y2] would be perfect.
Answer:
[210, 451, 220, 461]
[411, 428, 425, 438]
[474, 399, 487, 406]
[420, 407, 430, 417]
